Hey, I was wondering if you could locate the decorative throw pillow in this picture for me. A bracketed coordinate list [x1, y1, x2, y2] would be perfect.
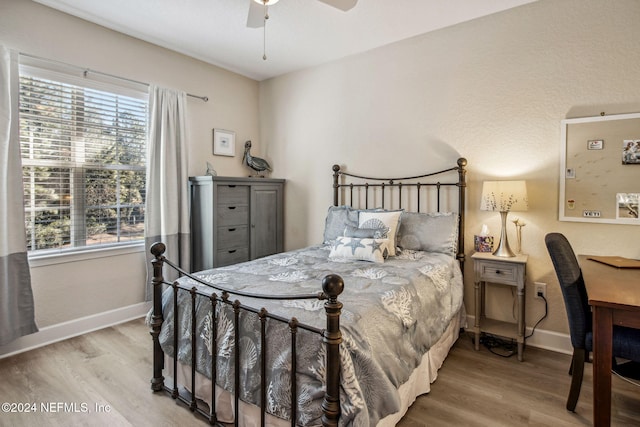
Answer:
[396, 212, 459, 256]
[323, 205, 359, 244]
[328, 236, 389, 263]
[343, 225, 388, 239]
[358, 210, 402, 256]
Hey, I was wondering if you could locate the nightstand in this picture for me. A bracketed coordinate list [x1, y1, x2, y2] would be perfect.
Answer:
[472, 251, 528, 361]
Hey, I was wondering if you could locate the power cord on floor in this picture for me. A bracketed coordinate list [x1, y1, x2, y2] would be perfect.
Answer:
[525, 293, 548, 339]
[473, 292, 548, 358]
[476, 333, 516, 358]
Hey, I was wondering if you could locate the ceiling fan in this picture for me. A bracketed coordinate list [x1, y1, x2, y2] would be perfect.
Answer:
[246, 0, 358, 28]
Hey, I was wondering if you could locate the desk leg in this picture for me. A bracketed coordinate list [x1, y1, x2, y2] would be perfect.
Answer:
[592, 306, 613, 427]
[474, 280, 481, 350]
[517, 286, 525, 362]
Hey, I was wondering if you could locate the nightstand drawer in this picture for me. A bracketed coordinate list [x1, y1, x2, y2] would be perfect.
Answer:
[476, 260, 520, 286]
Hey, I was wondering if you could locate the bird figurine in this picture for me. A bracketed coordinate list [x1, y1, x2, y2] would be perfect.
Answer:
[205, 161, 217, 176]
[243, 140, 272, 177]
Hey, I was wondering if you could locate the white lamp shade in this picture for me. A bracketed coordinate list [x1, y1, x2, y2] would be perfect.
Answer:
[254, 0, 280, 4]
[480, 180, 528, 212]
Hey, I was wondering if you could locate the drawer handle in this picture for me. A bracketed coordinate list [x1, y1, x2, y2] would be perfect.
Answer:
[228, 250, 237, 254]
[495, 270, 501, 274]
[228, 228, 236, 232]
[228, 206, 237, 210]
[228, 185, 236, 188]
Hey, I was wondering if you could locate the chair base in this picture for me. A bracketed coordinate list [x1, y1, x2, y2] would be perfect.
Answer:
[613, 360, 640, 380]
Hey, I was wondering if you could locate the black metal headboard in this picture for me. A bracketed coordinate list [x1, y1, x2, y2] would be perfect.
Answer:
[332, 157, 467, 267]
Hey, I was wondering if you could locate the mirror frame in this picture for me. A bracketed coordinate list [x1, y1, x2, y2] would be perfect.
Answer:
[559, 112, 640, 225]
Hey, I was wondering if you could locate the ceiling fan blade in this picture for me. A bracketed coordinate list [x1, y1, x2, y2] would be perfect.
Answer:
[317, 0, 358, 11]
[247, 0, 265, 28]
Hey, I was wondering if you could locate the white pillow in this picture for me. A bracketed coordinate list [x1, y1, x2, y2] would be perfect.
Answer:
[358, 210, 402, 256]
[329, 236, 389, 263]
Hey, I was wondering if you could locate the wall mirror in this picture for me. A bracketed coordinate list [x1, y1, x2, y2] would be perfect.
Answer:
[559, 112, 640, 224]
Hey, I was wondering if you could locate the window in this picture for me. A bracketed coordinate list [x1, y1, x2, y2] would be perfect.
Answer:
[19, 59, 148, 253]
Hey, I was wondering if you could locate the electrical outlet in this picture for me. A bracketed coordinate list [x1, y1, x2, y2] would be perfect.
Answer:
[534, 282, 547, 299]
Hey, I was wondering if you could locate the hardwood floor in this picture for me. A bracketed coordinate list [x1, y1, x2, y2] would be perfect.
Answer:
[398, 333, 640, 427]
[0, 319, 638, 426]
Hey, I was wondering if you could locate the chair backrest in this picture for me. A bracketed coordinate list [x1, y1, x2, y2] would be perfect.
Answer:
[544, 233, 592, 349]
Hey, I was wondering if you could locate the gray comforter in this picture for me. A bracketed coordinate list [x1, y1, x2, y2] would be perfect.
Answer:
[157, 244, 463, 426]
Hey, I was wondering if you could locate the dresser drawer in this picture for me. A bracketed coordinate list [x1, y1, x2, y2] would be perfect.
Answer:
[217, 185, 249, 205]
[217, 225, 248, 249]
[216, 205, 249, 226]
[476, 260, 522, 286]
[216, 247, 249, 267]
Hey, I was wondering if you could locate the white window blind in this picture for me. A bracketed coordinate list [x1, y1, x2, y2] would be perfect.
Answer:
[19, 59, 149, 253]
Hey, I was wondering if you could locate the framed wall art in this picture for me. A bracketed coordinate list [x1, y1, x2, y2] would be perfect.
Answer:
[623, 140, 640, 164]
[559, 112, 640, 224]
[617, 193, 639, 220]
[213, 129, 235, 156]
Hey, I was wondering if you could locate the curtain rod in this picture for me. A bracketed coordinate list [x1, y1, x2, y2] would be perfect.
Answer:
[19, 52, 209, 102]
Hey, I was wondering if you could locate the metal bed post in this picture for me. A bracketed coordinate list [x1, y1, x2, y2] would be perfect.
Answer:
[456, 157, 467, 269]
[332, 165, 341, 206]
[321, 274, 344, 427]
[150, 242, 167, 392]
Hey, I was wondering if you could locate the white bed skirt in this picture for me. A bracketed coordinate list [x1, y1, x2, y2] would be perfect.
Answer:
[165, 306, 465, 426]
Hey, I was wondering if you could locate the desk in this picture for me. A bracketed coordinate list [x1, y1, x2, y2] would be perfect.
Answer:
[579, 255, 640, 427]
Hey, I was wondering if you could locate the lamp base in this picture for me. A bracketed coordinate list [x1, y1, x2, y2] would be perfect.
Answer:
[492, 211, 516, 257]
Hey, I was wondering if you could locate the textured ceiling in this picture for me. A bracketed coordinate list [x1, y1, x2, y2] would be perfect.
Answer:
[33, 0, 536, 81]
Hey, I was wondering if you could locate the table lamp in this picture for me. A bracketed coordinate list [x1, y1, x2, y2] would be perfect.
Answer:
[480, 180, 528, 257]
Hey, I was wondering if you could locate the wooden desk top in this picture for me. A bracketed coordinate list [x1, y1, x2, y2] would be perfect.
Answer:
[579, 255, 640, 310]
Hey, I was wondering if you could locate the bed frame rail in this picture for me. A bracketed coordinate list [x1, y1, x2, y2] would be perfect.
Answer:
[150, 242, 344, 426]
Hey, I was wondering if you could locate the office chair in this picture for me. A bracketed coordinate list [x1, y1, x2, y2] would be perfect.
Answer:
[544, 232, 640, 411]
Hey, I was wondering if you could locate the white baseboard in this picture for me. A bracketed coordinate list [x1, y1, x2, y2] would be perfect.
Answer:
[0, 301, 152, 359]
[465, 314, 573, 355]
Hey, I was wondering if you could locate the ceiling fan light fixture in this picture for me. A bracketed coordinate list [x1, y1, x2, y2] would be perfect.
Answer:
[253, 0, 279, 5]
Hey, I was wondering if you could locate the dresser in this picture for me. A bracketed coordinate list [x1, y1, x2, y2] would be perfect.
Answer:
[189, 176, 285, 271]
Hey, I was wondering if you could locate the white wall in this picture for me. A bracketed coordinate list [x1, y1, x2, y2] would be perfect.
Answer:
[0, 0, 261, 354]
[259, 0, 640, 335]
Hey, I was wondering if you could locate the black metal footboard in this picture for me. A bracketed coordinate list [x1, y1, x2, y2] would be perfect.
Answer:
[149, 242, 343, 427]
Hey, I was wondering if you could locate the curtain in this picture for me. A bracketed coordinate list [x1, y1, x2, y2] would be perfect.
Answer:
[0, 46, 38, 345]
[145, 86, 190, 300]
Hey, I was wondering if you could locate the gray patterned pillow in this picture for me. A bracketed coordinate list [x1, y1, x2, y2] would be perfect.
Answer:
[323, 205, 359, 244]
[397, 212, 459, 256]
[343, 225, 388, 239]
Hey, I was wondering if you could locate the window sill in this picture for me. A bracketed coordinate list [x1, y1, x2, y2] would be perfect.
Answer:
[28, 242, 146, 268]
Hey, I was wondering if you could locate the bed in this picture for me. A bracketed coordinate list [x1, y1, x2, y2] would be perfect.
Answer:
[148, 158, 468, 426]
